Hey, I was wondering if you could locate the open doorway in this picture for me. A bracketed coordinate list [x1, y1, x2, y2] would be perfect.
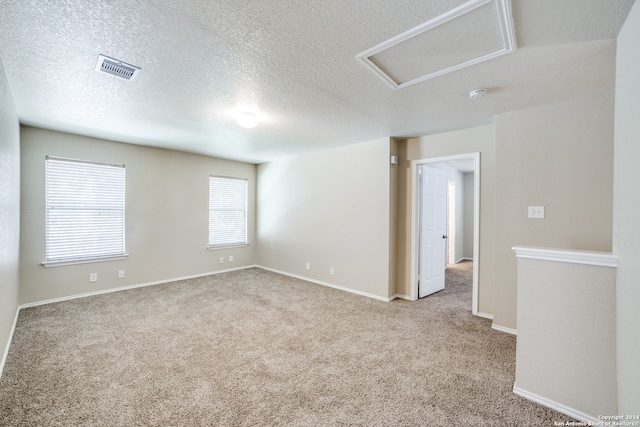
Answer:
[410, 153, 480, 315]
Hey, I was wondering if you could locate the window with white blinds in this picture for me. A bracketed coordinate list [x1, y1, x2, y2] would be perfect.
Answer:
[209, 176, 248, 248]
[45, 156, 126, 265]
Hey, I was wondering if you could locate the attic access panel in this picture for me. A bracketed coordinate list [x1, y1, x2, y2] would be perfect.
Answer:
[356, 0, 516, 90]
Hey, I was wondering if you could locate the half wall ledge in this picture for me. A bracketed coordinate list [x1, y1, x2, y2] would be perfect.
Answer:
[512, 246, 618, 267]
[512, 245, 618, 422]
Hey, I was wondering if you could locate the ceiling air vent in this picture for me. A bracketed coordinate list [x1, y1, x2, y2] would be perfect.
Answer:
[95, 54, 140, 81]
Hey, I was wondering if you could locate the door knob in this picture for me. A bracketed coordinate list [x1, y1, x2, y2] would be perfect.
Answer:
[443, 235, 448, 239]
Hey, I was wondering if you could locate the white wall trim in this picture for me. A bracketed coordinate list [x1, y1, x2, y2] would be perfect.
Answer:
[492, 323, 517, 335]
[256, 266, 393, 302]
[391, 294, 413, 301]
[512, 246, 618, 268]
[476, 311, 493, 320]
[19, 265, 258, 309]
[513, 386, 599, 424]
[0, 306, 21, 380]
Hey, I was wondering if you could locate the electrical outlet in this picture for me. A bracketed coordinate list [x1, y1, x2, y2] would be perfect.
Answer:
[306, 262, 310, 271]
[118, 270, 125, 279]
[330, 267, 335, 275]
[528, 206, 545, 219]
[229, 255, 234, 262]
[89, 273, 97, 283]
[220, 257, 224, 264]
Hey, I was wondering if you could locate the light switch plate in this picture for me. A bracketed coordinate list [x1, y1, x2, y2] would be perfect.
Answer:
[528, 206, 545, 219]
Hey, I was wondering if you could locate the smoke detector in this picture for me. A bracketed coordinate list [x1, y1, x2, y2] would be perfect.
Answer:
[469, 88, 487, 100]
[95, 55, 141, 81]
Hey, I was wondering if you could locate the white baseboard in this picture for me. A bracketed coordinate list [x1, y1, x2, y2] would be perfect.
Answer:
[0, 306, 20, 380]
[513, 386, 599, 424]
[256, 266, 393, 302]
[492, 323, 517, 335]
[476, 311, 493, 320]
[391, 294, 413, 301]
[19, 265, 258, 309]
[454, 257, 473, 263]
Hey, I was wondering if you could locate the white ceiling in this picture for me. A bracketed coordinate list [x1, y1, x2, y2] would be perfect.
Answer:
[0, 0, 634, 164]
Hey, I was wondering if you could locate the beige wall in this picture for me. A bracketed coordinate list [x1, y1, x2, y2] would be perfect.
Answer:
[20, 127, 257, 304]
[0, 58, 20, 372]
[514, 256, 617, 418]
[396, 124, 496, 314]
[389, 138, 398, 297]
[493, 90, 615, 330]
[613, 0, 640, 415]
[256, 138, 393, 300]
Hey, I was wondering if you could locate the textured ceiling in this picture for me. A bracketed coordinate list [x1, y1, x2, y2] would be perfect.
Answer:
[0, 0, 635, 164]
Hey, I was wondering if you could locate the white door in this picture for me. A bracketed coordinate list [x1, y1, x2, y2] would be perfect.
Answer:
[447, 181, 456, 265]
[418, 165, 447, 298]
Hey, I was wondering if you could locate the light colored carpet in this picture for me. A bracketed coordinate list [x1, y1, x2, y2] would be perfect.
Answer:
[0, 263, 576, 426]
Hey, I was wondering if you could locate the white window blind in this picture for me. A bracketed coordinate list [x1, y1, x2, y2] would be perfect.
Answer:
[45, 156, 125, 265]
[209, 176, 247, 248]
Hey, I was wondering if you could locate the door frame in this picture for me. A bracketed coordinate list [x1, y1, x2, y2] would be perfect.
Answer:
[410, 152, 480, 315]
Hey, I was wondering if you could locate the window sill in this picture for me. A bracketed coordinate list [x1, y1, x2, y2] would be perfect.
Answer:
[207, 244, 249, 251]
[42, 254, 128, 268]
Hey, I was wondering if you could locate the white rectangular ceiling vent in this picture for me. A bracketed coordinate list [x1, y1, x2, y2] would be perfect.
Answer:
[356, 0, 516, 90]
[95, 54, 141, 81]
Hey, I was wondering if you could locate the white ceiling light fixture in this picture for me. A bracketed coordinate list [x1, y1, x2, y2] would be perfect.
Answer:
[469, 88, 487, 99]
[356, 0, 516, 90]
[236, 111, 260, 129]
